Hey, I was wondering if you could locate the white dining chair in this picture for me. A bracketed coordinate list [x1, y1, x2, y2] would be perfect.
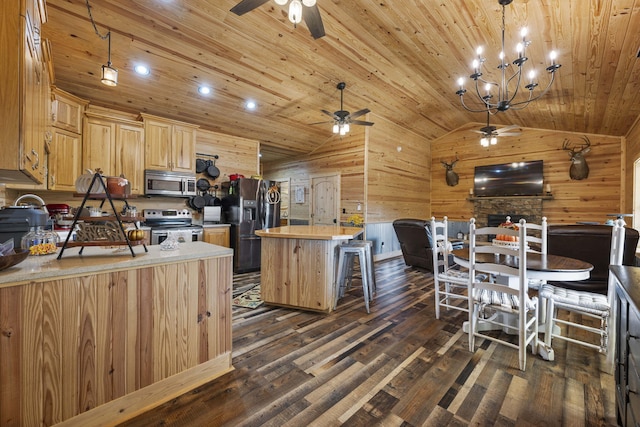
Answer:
[430, 216, 471, 319]
[539, 219, 625, 373]
[468, 217, 539, 371]
[523, 216, 548, 290]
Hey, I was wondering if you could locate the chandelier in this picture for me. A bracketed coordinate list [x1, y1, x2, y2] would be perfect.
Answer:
[274, 0, 316, 25]
[455, 0, 561, 113]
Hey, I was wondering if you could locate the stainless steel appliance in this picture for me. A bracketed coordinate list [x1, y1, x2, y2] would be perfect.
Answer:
[222, 178, 281, 273]
[144, 170, 197, 198]
[143, 209, 203, 245]
[203, 206, 222, 223]
[0, 194, 50, 249]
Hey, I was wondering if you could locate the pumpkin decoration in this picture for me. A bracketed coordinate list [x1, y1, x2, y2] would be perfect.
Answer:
[495, 218, 519, 242]
[127, 229, 145, 241]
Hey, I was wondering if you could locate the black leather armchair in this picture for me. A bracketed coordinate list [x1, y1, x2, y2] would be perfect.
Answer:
[547, 224, 639, 294]
[393, 219, 435, 271]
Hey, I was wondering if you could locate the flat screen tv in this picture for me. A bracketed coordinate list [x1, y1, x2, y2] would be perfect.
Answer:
[473, 160, 544, 197]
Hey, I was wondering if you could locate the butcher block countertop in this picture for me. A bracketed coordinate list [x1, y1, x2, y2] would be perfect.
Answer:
[255, 225, 364, 240]
[0, 241, 232, 288]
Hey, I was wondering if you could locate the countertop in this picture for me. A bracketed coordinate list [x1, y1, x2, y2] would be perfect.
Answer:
[0, 241, 233, 287]
[255, 225, 364, 240]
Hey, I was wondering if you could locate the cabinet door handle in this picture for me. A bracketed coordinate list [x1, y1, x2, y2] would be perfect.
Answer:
[31, 149, 40, 170]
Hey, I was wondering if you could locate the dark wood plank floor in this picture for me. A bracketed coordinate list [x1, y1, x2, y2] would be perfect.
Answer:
[121, 256, 617, 426]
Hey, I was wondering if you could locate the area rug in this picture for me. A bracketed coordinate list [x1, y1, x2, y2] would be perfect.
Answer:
[233, 285, 263, 309]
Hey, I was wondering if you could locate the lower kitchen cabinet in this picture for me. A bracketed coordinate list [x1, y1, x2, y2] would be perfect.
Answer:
[611, 265, 640, 426]
[204, 226, 230, 247]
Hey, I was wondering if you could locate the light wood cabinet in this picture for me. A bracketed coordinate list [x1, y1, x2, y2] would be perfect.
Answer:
[83, 109, 145, 194]
[51, 86, 86, 134]
[48, 87, 87, 191]
[0, 0, 49, 184]
[141, 113, 198, 173]
[49, 128, 82, 191]
[204, 226, 230, 247]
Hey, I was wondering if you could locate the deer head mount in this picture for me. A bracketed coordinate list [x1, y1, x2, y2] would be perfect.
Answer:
[441, 154, 459, 187]
[562, 136, 591, 180]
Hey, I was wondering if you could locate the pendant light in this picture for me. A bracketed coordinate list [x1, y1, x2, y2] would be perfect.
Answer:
[86, 0, 118, 87]
[100, 32, 118, 86]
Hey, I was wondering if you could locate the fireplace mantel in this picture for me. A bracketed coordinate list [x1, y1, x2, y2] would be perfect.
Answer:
[468, 195, 553, 201]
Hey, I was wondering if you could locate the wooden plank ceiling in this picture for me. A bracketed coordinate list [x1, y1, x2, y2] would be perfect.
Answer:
[42, 0, 640, 162]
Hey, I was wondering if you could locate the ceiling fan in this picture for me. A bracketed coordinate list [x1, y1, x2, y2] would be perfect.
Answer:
[313, 82, 374, 135]
[230, 0, 325, 39]
[472, 112, 521, 146]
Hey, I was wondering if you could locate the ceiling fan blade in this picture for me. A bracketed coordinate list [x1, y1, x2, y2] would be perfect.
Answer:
[350, 120, 374, 126]
[471, 130, 486, 134]
[498, 124, 520, 132]
[496, 132, 521, 137]
[302, 4, 325, 39]
[309, 120, 334, 125]
[230, 0, 270, 15]
[348, 108, 370, 120]
[321, 109, 339, 120]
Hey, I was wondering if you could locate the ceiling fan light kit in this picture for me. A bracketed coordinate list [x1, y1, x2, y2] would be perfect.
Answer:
[231, 0, 325, 39]
[314, 82, 374, 136]
[455, 0, 561, 114]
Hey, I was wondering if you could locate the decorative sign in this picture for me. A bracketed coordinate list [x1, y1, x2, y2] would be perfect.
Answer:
[294, 186, 305, 204]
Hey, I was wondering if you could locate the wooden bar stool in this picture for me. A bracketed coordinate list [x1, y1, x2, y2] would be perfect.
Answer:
[335, 240, 376, 313]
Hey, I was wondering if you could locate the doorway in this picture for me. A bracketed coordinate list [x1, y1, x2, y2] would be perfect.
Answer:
[310, 174, 340, 225]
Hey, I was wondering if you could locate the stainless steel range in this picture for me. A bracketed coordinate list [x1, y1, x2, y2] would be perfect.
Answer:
[143, 209, 203, 245]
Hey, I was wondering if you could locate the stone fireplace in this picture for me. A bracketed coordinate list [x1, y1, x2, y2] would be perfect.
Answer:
[472, 196, 546, 228]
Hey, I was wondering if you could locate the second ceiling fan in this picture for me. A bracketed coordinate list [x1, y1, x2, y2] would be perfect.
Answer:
[314, 82, 374, 135]
[472, 112, 521, 146]
[230, 0, 325, 39]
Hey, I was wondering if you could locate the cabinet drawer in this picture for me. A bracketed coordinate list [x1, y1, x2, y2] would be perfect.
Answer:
[628, 354, 640, 424]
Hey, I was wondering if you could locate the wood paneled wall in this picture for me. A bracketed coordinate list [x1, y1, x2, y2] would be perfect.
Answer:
[263, 127, 366, 223]
[366, 114, 431, 223]
[196, 129, 260, 182]
[624, 116, 640, 229]
[431, 124, 623, 224]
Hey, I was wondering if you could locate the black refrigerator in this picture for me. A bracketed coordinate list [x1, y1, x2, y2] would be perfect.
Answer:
[222, 178, 281, 273]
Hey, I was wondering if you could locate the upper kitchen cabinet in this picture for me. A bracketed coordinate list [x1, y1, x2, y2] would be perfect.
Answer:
[51, 86, 86, 134]
[140, 113, 198, 173]
[48, 87, 87, 191]
[0, 0, 50, 184]
[83, 108, 145, 194]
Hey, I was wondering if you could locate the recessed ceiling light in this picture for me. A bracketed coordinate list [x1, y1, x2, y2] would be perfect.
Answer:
[134, 64, 150, 76]
[198, 86, 211, 95]
[245, 100, 257, 110]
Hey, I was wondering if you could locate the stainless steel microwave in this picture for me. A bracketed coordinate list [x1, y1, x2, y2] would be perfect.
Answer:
[144, 170, 197, 197]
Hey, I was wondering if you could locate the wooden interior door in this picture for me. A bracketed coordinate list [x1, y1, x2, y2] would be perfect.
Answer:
[310, 174, 339, 226]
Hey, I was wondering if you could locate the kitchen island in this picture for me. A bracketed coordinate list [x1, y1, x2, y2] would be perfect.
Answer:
[0, 242, 233, 426]
[255, 225, 364, 312]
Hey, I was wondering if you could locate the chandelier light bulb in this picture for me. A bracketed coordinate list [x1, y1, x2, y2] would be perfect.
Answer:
[472, 59, 479, 71]
[332, 123, 339, 134]
[528, 70, 536, 82]
[490, 137, 498, 145]
[520, 27, 528, 39]
[288, 0, 303, 24]
[302, 0, 316, 6]
[480, 137, 489, 147]
[274, 0, 287, 5]
[549, 50, 557, 64]
[484, 83, 491, 94]
[476, 46, 483, 56]
[339, 126, 347, 136]
[457, 77, 465, 89]
[343, 123, 350, 133]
